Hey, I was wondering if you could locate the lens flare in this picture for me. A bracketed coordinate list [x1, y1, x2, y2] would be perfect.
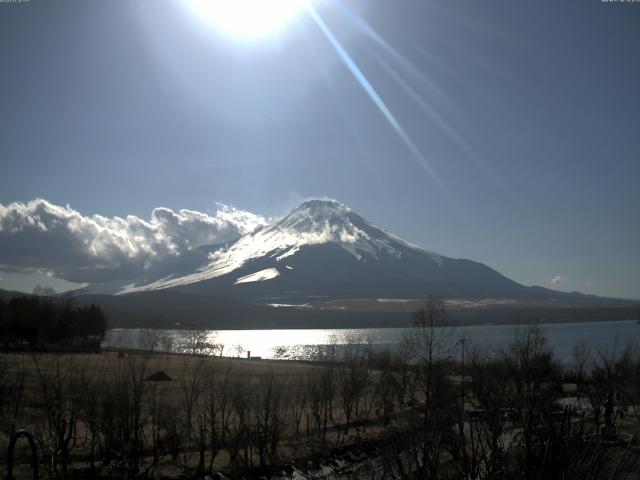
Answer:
[186, 0, 306, 38]
[306, 4, 444, 190]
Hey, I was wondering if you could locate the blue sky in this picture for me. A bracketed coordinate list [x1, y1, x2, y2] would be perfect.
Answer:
[0, 0, 639, 299]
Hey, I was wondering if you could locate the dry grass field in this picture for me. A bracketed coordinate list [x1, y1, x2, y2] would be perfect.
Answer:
[0, 350, 391, 479]
[4, 320, 640, 479]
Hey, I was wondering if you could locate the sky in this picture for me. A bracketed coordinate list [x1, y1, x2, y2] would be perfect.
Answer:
[0, 0, 639, 299]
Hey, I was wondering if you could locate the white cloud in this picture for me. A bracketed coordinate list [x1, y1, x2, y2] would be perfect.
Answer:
[551, 275, 565, 285]
[0, 199, 266, 283]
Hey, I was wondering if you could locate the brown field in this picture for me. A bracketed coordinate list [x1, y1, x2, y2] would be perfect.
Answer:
[0, 350, 391, 479]
[3, 321, 640, 479]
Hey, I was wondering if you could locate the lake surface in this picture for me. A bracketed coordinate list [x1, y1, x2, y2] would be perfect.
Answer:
[103, 319, 640, 362]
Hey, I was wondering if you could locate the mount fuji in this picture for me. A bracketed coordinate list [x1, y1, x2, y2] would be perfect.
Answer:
[66, 199, 639, 328]
[87, 199, 564, 303]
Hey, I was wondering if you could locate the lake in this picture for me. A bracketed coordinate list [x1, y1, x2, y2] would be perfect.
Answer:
[103, 319, 640, 362]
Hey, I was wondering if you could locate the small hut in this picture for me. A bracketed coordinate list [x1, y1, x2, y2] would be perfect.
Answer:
[145, 371, 173, 382]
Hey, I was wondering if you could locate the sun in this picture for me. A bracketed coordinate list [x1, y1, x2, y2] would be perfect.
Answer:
[186, 0, 307, 39]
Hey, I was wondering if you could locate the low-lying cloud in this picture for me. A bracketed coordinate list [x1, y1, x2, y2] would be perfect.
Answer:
[0, 199, 266, 283]
[551, 275, 565, 285]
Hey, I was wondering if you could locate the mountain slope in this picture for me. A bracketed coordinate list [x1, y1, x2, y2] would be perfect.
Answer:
[106, 199, 561, 303]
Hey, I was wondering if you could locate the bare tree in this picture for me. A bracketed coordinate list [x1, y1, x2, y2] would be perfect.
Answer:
[92, 354, 149, 475]
[0, 355, 27, 437]
[179, 329, 211, 356]
[289, 373, 308, 439]
[384, 298, 457, 479]
[337, 340, 373, 435]
[203, 361, 234, 471]
[145, 380, 170, 469]
[305, 366, 334, 444]
[177, 357, 205, 469]
[372, 350, 399, 428]
[156, 400, 181, 463]
[32, 285, 57, 297]
[75, 368, 103, 474]
[571, 340, 592, 384]
[253, 367, 289, 466]
[31, 355, 79, 476]
[227, 376, 253, 471]
[233, 344, 245, 358]
[589, 343, 635, 439]
[138, 329, 161, 356]
[501, 325, 563, 475]
[159, 335, 175, 356]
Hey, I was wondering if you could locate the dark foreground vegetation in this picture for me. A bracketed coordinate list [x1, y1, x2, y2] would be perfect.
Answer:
[2, 300, 640, 479]
[0, 295, 107, 352]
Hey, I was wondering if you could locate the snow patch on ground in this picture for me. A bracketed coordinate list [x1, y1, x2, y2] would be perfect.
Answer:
[234, 268, 280, 285]
[268, 303, 311, 308]
[377, 298, 415, 303]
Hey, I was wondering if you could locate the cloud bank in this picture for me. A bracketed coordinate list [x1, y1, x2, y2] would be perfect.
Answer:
[0, 199, 266, 283]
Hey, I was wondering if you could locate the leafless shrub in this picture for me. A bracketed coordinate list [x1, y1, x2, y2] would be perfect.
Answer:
[31, 355, 79, 477]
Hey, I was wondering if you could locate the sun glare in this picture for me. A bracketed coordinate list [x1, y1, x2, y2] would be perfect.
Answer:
[186, 0, 307, 38]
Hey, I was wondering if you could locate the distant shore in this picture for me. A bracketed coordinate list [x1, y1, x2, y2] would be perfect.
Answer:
[103, 302, 640, 330]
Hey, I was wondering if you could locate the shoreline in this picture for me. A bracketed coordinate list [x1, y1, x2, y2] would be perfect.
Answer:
[106, 316, 640, 332]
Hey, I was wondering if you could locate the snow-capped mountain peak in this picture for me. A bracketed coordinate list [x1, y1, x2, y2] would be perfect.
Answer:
[255, 199, 440, 263]
[80, 200, 578, 304]
[118, 199, 442, 294]
[276, 199, 354, 232]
